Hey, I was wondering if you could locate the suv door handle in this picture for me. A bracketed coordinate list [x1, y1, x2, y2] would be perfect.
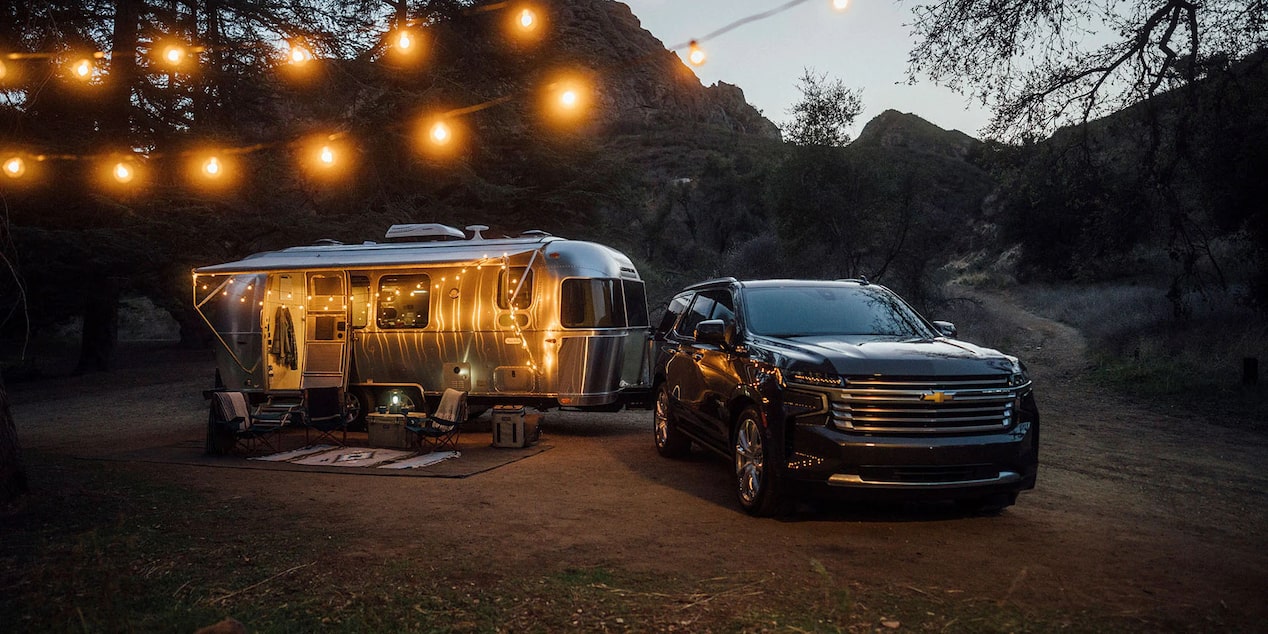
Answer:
[692, 353, 703, 361]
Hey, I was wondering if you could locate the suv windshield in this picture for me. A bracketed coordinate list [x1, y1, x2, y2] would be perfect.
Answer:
[742, 285, 935, 338]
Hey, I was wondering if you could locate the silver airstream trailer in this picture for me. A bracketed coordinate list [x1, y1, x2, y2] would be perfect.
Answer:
[193, 224, 652, 419]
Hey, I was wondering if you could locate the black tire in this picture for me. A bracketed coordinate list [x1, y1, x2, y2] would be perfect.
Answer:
[346, 389, 373, 431]
[653, 384, 691, 458]
[733, 407, 788, 517]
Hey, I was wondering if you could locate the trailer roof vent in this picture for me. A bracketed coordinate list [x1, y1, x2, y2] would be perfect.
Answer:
[520, 229, 553, 238]
[313, 238, 343, 245]
[384, 223, 466, 242]
[466, 225, 490, 240]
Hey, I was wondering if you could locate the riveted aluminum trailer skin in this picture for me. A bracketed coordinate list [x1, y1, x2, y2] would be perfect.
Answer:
[193, 227, 651, 416]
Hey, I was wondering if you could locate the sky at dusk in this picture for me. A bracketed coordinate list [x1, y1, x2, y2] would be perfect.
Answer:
[620, 0, 993, 138]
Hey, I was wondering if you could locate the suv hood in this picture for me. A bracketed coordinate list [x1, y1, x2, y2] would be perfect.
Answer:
[761, 335, 1018, 377]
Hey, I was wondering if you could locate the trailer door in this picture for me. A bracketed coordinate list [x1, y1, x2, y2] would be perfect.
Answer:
[302, 272, 351, 389]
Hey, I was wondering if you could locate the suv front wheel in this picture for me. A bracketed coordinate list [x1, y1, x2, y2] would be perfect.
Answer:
[734, 407, 787, 516]
[654, 383, 691, 458]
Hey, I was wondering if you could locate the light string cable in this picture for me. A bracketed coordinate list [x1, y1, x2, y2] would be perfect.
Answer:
[0, 0, 844, 186]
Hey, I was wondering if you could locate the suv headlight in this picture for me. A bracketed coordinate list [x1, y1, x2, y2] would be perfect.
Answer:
[785, 371, 844, 388]
[1007, 360, 1031, 388]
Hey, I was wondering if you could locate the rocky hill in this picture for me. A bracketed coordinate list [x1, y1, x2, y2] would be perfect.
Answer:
[552, 0, 781, 137]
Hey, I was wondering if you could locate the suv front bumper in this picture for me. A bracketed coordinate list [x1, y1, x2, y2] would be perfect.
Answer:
[783, 419, 1039, 502]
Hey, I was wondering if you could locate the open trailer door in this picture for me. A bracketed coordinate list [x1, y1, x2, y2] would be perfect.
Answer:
[261, 271, 351, 392]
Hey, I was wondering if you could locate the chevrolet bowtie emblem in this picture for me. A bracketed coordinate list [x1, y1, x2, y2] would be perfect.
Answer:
[921, 391, 955, 404]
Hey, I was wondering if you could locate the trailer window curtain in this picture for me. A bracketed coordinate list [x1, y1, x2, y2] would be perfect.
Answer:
[561, 279, 626, 329]
[377, 274, 431, 329]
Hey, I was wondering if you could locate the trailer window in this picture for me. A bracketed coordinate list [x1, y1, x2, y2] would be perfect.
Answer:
[308, 274, 345, 311]
[377, 274, 431, 329]
[622, 280, 649, 327]
[350, 275, 370, 328]
[562, 279, 626, 329]
[498, 267, 533, 310]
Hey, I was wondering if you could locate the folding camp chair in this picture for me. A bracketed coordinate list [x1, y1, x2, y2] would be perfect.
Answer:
[406, 388, 467, 453]
[303, 387, 349, 446]
[206, 391, 296, 455]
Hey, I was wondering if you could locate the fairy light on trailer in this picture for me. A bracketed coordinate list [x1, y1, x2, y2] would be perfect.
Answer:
[3, 156, 25, 178]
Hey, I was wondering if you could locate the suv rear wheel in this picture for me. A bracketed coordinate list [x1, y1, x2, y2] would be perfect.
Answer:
[654, 383, 691, 458]
[734, 408, 787, 516]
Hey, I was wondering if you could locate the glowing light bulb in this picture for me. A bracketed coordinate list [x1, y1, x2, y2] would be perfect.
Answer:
[430, 121, 451, 145]
[2, 156, 24, 178]
[288, 43, 313, 65]
[396, 30, 413, 50]
[832, 0, 850, 10]
[163, 44, 185, 65]
[202, 156, 222, 177]
[113, 161, 134, 183]
[319, 145, 335, 165]
[687, 41, 706, 66]
[560, 89, 578, 109]
[519, 8, 537, 30]
[72, 58, 93, 79]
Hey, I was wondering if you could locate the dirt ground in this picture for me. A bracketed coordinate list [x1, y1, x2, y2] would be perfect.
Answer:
[8, 292, 1268, 630]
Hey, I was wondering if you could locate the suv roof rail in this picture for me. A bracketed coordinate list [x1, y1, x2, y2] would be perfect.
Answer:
[683, 276, 739, 290]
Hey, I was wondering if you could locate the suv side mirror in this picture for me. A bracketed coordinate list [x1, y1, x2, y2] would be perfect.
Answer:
[695, 319, 736, 347]
[932, 320, 958, 338]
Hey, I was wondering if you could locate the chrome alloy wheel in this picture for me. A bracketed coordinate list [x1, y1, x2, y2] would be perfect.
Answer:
[735, 414, 765, 506]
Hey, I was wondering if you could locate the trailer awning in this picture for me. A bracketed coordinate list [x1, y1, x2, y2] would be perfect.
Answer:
[195, 240, 550, 275]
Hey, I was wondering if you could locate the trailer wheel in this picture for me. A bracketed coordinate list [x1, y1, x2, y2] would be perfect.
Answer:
[346, 389, 373, 430]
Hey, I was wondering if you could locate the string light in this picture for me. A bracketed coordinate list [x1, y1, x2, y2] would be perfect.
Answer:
[202, 155, 223, 178]
[687, 40, 706, 66]
[3, 156, 25, 178]
[518, 8, 537, 30]
[0, 0, 841, 190]
[112, 161, 135, 184]
[429, 120, 452, 145]
[70, 57, 94, 80]
[161, 43, 186, 66]
[287, 42, 313, 65]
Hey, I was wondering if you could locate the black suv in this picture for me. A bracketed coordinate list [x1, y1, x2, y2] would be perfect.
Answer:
[651, 278, 1038, 516]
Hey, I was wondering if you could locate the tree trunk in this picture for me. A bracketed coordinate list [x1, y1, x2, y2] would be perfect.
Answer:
[0, 374, 28, 506]
[76, 277, 120, 373]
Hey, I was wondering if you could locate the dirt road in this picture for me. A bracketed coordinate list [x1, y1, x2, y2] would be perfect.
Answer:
[10, 293, 1268, 630]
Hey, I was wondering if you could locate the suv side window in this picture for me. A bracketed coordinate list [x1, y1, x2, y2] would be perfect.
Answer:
[677, 289, 733, 339]
[656, 293, 692, 337]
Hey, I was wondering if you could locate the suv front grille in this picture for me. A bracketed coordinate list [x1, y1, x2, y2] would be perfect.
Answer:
[829, 375, 1019, 434]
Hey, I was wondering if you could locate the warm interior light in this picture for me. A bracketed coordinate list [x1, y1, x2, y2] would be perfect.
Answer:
[0, 59, 7, 81]
[2, 156, 24, 178]
[687, 41, 706, 66]
[72, 58, 93, 79]
[832, 0, 850, 10]
[319, 145, 335, 165]
[113, 161, 134, 183]
[430, 121, 451, 145]
[202, 156, 222, 177]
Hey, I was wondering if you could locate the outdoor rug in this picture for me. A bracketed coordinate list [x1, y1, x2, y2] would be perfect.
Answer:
[95, 431, 550, 478]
